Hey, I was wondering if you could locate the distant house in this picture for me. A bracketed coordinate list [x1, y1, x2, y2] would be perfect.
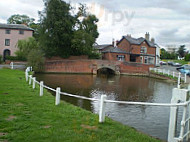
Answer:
[101, 33, 160, 66]
[0, 24, 34, 60]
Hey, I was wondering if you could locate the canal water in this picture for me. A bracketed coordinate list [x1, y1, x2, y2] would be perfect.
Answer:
[35, 73, 177, 140]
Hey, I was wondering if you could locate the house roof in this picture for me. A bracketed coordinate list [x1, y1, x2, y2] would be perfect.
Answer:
[0, 23, 34, 31]
[93, 44, 112, 50]
[102, 46, 128, 54]
[122, 36, 156, 47]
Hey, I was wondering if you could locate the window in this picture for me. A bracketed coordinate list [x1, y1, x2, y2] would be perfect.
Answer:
[144, 56, 148, 64]
[5, 39, 10, 46]
[5, 29, 11, 34]
[144, 56, 154, 64]
[140, 46, 147, 54]
[140, 56, 143, 63]
[117, 55, 125, 61]
[148, 57, 154, 64]
[19, 30, 24, 34]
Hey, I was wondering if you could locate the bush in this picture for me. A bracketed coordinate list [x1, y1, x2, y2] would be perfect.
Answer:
[88, 52, 101, 59]
[6, 56, 26, 61]
[0, 55, 2, 64]
[185, 54, 190, 61]
[27, 49, 45, 72]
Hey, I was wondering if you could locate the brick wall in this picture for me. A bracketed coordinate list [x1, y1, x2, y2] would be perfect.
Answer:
[44, 59, 154, 74]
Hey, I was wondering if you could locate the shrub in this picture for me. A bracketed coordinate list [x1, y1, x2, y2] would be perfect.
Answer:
[88, 52, 101, 59]
[0, 55, 2, 64]
[6, 56, 26, 61]
[27, 49, 45, 72]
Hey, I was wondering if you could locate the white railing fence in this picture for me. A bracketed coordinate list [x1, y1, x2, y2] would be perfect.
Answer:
[25, 67, 190, 142]
[149, 67, 187, 88]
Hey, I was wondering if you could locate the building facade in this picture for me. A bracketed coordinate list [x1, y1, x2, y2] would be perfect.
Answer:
[101, 33, 160, 66]
[0, 24, 33, 60]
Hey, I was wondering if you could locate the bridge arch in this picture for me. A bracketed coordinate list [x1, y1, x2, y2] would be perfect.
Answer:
[97, 67, 116, 75]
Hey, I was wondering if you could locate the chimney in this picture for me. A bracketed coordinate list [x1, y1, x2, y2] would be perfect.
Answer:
[145, 32, 150, 41]
[127, 34, 131, 37]
[112, 38, 115, 46]
[151, 38, 155, 43]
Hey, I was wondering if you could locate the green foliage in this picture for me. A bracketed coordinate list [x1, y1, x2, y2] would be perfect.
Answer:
[27, 49, 45, 72]
[6, 56, 26, 61]
[38, 1, 99, 58]
[39, 0, 75, 58]
[88, 52, 101, 59]
[178, 45, 186, 58]
[0, 55, 2, 64]
[71, 30, 94, 55]
[7, 14, 35, 26]
[15, 37, 38, 59]
[71, 4, 99, 56]
[185, 54, 190, 61]
[160, 48, 177, 60]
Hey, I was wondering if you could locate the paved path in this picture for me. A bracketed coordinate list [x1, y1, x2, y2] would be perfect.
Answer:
[0, 64, 26, 70]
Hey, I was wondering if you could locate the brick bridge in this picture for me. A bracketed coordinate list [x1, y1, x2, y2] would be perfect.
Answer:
[45, 59, 153, 75]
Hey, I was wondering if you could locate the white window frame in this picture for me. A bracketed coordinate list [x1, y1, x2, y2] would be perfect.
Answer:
[5, 39, 10, 46]
[141, 46, 147, 54]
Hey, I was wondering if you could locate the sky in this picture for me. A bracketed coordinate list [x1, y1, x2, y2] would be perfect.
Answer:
[0, 0, 190, 49]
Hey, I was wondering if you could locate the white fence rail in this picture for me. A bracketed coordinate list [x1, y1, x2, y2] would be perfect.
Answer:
[149, 67, 187, 88]
[25, 67, 190, 142]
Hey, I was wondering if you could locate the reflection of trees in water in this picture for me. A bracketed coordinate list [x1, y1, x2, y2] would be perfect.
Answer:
[35, 74, 156, 111]
[94, 76, 155, 102]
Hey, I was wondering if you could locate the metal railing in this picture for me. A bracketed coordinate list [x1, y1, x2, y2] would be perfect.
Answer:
[25, 67, 190, 142]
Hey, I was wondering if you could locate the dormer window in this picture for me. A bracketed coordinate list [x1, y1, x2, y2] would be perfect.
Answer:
[141, 46, 147, 54]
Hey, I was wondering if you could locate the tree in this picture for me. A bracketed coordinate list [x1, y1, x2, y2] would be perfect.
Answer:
[7, 14, 35, 26]
[38, 0, 75, 58]
[178, 45, 186, 58]
[71, 4, 99, 56]
[27, 49, 45, 72]
[15, 37, 38, 59]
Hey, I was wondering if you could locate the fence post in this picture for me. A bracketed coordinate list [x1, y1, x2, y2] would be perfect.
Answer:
[29, 75, 32, 85]
[40, 81, 44, 96]
[184, 74, 187, 83]
[163, 69, 165, 74]
[168, 70, 170, 76]
[30, 66, 32, 71]
[177, 73, 181, 89]
[33, 77, 36, 89]
[187, 85, 190, 141]
[173, 72, 175, 78]
[168, 88, 189, 142]
[99, 95, 107, 123]
[10, 62, 13, 69]
[25, 71, 28, 82]
[55, 87, 61, 105]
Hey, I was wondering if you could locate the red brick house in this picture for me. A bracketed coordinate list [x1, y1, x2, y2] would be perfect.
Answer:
[102, 33, 159, 66]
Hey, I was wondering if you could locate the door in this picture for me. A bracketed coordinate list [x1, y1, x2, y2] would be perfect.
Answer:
[3, 49, 11, 61]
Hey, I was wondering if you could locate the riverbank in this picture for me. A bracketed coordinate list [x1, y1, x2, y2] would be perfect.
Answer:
[0, 69, 161, 142]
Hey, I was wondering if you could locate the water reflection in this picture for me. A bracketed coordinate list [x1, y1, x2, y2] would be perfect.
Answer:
[35, 73, 176, 140]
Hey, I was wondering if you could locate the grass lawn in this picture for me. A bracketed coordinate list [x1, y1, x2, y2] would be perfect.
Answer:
[0, 69, 161, 142]
[162, 59, 189, 65]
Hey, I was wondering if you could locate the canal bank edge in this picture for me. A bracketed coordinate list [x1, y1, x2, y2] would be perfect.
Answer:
[0, 69, 161, 142]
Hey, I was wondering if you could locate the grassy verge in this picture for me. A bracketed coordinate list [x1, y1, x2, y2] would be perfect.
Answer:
[150, 70, 178, 81]
[162, 59, 189, 65]
[0, 69, 161, 142]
